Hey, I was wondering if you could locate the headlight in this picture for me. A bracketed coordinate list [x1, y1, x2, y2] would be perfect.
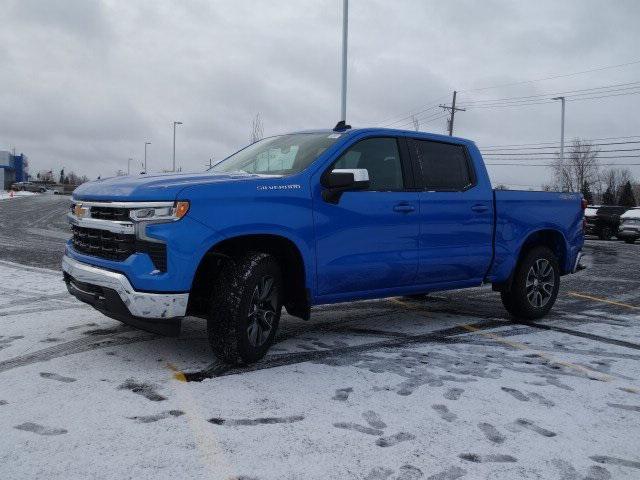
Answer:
[129, 201, 190, 222]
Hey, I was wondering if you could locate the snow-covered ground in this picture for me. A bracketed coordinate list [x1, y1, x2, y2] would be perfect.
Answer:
[0, 190, 38, 201]
[1, 260, 639, 479]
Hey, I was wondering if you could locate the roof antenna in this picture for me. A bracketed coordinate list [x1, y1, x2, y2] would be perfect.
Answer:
[333, 120, 351, 132]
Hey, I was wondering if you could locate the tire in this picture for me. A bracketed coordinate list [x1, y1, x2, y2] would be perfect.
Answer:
[625, 238, 637, 244]
[598, 226, 612, 241]
[500, 246, 560, 320]
[208, 252, 282, 364]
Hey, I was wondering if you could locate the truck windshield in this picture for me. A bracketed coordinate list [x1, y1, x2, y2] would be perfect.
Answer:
[211, 133, 341, 176]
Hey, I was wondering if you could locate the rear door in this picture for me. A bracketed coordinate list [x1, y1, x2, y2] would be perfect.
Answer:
[313, 136, 420, 299]
[409, 139, 494, 286]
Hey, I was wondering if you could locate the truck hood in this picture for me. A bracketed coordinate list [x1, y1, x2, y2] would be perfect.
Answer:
[72, 171, 278, 201]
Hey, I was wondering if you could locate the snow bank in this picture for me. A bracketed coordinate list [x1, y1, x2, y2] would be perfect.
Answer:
[0, 190, 38, 201]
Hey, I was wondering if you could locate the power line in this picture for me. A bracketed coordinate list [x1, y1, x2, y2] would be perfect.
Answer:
[482, 148, 640, 157]
[377, 94, 450, 127]
[460, 81, 640, 106]
[458, 89, 640, 109]
[486, 163, 640, 166]
[375, 59, 640, 128]
[480, 135, 640, 149]
[392, 112, 448, 130]
[481, 140, 640, 152]
[486, 154, 640, 161]
[458, 58, 640, 93]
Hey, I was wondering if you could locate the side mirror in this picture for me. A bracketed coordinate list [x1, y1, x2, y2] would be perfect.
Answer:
[321, 168, 370, 203]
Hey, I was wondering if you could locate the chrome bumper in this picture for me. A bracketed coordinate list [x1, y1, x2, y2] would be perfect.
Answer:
[61, 255, 188, 319]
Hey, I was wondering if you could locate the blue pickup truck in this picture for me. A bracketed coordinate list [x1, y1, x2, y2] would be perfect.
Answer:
[63, 125, 585, 364]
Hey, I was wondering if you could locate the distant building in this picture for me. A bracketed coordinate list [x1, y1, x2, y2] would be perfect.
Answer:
[0, 151, 29, 189]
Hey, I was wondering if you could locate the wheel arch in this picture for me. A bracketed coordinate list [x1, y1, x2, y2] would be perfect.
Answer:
[493, 228, 569, 292]
[187, 233, 310, 320]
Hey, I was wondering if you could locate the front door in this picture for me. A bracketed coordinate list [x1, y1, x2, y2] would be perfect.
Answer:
[313, 137, 420, 300]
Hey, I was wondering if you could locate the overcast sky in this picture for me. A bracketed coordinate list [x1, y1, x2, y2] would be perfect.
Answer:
[1, 0, 639, 188]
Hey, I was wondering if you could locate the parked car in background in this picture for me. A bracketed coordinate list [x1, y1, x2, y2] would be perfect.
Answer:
[10, 181, 47, 193]
[46, 185, 64, 195]
[618, 207, 640, 244]
[585, 205, 628, 240]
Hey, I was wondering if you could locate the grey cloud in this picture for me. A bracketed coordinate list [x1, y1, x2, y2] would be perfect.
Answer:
[0, 0, 638, 187]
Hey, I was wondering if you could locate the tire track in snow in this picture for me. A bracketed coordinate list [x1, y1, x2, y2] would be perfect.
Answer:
[0, 332, 158, 374]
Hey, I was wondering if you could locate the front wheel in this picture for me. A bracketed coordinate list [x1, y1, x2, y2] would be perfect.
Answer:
[208, 252, 282, 364]
[500, 246, 560, 320]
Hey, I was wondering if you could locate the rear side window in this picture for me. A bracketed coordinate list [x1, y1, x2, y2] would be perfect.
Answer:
[412, 140, 474, 191]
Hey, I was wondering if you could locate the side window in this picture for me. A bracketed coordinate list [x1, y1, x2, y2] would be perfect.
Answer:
[413, 140, 473, 191]
[333, 138, 404, 191]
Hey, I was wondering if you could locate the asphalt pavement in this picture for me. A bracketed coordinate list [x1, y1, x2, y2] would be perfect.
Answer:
[0, 194, 70, 269]
[1, 194, 639, 479]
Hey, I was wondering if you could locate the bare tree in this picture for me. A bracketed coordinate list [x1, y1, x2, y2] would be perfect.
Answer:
[412, 115, 420, 132]
[250, 113, 264, 143]
[552, 138, 599, 192]
[600, 167, 632, 201]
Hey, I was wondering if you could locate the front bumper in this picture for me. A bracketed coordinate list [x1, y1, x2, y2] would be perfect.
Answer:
[62, 255, 188, 335]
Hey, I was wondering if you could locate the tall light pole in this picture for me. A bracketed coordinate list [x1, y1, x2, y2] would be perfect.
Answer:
[127, 158, 133, 175]
[552, 96, 565, 164]
[144, 142, 151, 173]
[172, 121, 183, 172]
[340, 0, 348, 123]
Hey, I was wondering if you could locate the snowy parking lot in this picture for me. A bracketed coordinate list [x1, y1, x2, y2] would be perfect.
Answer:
[1, 196, 640, 479]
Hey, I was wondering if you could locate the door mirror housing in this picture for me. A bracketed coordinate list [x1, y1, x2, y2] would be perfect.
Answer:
[321, 168, 370, 203]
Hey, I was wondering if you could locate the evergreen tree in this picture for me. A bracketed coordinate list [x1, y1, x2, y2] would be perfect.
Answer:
[602, 187, 616, 205]
[618, 181, 637, 207]
[580, 181, 594, 204]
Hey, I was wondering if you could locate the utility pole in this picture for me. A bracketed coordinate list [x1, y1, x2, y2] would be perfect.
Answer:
[340, 0, 348, 123]
[439, 90, 466, 136]
[127, 158, 133, 175]
[144, 141, 151, 173]
[552, 96, 565, 164]
[207, 158, 214, 169]
[172, 121, 183, 172]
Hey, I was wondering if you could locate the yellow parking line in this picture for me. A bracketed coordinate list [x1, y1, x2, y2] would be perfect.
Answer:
[461, 325, 611, 380]
[569, 292, 639, 310]
[392, 298, 612, 382]
[166, 362, 187, 382]
[390, 298, 432, 314]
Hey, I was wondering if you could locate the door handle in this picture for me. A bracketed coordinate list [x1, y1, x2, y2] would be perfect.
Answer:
[471, 204, 489, 213]
[393, 203, 415, 213]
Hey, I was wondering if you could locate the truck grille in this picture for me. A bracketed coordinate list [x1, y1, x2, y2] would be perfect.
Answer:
[90, 206, 130, 221]
[72, 225, 136, 261]
[71, 225, 167, 271]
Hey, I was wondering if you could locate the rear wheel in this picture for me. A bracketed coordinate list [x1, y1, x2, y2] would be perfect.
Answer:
[208, 252, 282, 364]
[500, 246, 560, 320]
